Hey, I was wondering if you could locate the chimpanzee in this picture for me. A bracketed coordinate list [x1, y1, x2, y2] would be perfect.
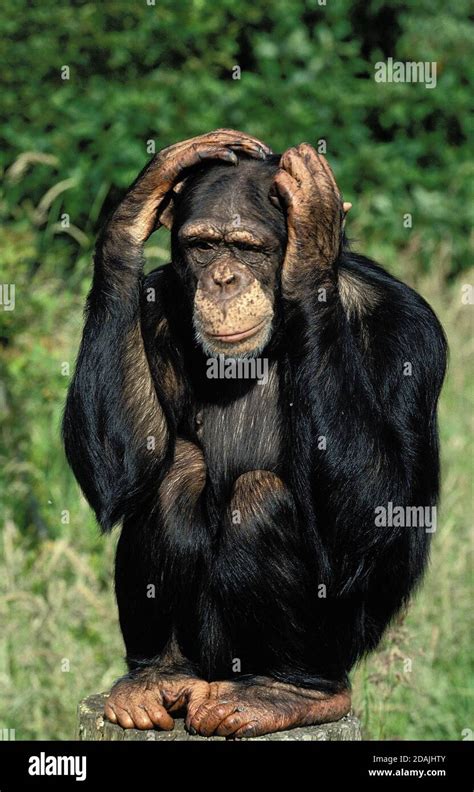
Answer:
[63, 129, 446, 737]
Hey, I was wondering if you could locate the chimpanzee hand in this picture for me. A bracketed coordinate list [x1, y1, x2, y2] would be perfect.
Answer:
[271, 144, 345, 298]
[107, 129, 273, 246]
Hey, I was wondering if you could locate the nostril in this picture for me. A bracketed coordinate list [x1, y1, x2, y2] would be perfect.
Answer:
[213, 272, 238, 288]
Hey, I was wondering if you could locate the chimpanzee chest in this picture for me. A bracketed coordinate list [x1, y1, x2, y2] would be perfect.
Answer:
[196, 362, 284, 487]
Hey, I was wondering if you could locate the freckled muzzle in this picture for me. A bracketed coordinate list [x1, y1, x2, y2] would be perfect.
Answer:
[194, 280, 274, 358]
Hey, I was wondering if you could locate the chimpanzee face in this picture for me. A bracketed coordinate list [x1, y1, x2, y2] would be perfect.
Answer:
[171, 156, 286, 358]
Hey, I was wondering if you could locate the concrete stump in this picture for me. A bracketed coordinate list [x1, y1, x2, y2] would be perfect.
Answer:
[77, 693, 362, 741]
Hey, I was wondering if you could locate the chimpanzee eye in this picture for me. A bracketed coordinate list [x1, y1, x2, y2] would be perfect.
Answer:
[232, 242, 266, 264]
[189, 240, 214, 252]
[235, 242, 262, 252]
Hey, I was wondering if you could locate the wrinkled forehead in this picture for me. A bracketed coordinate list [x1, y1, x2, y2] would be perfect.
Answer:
[175, 157, 285, 233]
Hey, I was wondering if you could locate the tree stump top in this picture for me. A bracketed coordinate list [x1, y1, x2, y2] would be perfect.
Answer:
[78, 693, 362, 741]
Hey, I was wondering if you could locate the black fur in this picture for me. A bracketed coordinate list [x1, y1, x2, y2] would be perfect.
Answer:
[63, 156, 447, 695]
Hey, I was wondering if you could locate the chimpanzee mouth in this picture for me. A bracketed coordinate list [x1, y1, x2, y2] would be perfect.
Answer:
[209, 319, 266, 343]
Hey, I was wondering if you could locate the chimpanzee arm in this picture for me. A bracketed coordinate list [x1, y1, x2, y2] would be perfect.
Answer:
[289, 258, 446, 588]
[274, 145, 447, 661]
[63, 130, 272, 530]
[62, 232, 170, 531]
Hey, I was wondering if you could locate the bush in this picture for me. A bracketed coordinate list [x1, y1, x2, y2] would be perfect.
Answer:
[1, 0, 472, 278]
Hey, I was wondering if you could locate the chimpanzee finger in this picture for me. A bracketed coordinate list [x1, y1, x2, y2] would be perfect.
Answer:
[205, 128, 273, 154]
[142, 703, 175, 730]
[184, 681, 214, 730]
[111, 705, 136, 730]
[279, 147, 309, 186]
[190, 145, 238, 166]
[192, 702, 238, 737]
[164, 130, 272, 160]
[225, 141, 268, 160]
[297, 145, 341, 198]
[103, 700, 118, 723]
[127, 706, 155, 730]
[157, 145, 237, 188]
[232, 720, 262, 738]
[216, 713, 260, 738]
[271, 169, 299, 209]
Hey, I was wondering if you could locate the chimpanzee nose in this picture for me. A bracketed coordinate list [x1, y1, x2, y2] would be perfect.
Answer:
[205, 264, 249, 301]
[213, 271, 237, 289]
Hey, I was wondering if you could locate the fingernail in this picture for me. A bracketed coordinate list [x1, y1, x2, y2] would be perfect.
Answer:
[224, 150, 238, 164]
[189, 726, 197, 735]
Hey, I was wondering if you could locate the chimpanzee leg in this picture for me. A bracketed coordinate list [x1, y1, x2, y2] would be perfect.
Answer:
[105, 440, 211, 729]
[186, 469, 349, 737]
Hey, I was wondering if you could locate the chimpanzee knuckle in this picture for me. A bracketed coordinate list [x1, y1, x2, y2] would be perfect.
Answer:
[235, 721, 260, 738]
[157, 142, 194, 169]
[211, 127, 238, 135]
[279, 147, 298, 169]
[131, 708, 154, 730]
[155, 142, 174, 158]
[183, 142, 202, 163]
[209, 146, 240, 164]
[158, 140, 198, 168]
[216, 714, 242, 734]
[278, 148, 291, 167]
[283, 151, 309, 185]
[211, 128, 269, 147]
[297, 142, 317, 158]
[147, 706, 167, 724]
[104, 702, 117, 721]
[170, 144, 213, 174]
[114, 707, 135, 729]
[206, 129, 250, 146]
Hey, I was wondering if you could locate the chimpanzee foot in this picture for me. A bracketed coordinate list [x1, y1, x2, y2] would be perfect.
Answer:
[104, 673, 210, 730]
[187, 678, 351, 738]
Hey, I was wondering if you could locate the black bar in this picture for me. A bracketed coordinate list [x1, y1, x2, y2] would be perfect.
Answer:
[0, 740, 471, 789]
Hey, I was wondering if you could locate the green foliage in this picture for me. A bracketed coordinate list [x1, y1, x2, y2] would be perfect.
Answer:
[1, 0, 472, 275]
[0, 0, 472, 740]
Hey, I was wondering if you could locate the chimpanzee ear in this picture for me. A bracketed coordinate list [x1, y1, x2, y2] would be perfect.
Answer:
[157, 178, 189, 230]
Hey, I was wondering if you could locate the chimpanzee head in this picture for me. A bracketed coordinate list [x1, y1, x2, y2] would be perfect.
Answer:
[169, 155, 286, 358]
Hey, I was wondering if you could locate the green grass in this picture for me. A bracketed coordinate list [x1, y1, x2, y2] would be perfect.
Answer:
[0, 243, 472, 740]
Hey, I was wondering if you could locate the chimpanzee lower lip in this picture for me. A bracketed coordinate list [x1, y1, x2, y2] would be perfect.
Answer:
[210, 320, 265, 342]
